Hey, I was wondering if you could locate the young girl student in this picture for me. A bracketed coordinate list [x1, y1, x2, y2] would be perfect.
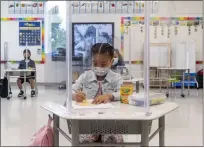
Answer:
[72, 43, 123, 143]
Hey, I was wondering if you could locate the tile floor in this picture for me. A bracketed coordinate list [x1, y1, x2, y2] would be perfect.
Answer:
[1, 85, 203, 146]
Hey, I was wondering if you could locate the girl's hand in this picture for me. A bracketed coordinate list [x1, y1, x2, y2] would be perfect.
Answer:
[92, 94, 113, 104]
[75, 91, 86, 102]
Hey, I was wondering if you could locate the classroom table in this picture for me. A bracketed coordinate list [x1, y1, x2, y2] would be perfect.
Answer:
[4, 69, 37, 99]
[157, 68, 190, 97]
[41, 101, 179, 147]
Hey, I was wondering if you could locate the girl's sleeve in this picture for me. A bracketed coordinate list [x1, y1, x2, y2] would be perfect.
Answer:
[111, 78, 123, 101]
[72, 72, 85, 93]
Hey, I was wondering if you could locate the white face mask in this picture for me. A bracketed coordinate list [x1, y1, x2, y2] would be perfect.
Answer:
[112, 58, 119, 65]
[92, 67, 110, 76]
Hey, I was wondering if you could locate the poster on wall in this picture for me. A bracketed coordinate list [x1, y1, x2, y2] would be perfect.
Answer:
[14, 1, 21, 14]
[38, 2, 44, 14]
[8, 1, 15, 14]
[19, 22, 41, 46]
[121, 1, 128, 13]
[32, 2, 38, 14]
[103, 1, 110, 13]
[26, 2, 33, 14]
[85, 2, 92, 13]
[91, 1, 98, 13]
[127, 1, 134, 14]
[115, 1, 122, 13]
[72, 1, 79, 13]
[79, 1, 86, 13]
[20, 1, 26, 14]
[109, 1, 116, 13]
[97, 1, 104, 13]
[73, 23, 114, 66]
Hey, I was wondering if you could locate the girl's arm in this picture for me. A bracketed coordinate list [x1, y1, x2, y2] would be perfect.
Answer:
[72, 72, 86, 100]
[111, 78, 123, 101]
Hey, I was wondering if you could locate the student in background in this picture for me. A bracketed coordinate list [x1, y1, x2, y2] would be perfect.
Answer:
[17, 49, 36, 97]
[111, 49, 125, 72]
[71, 43, 123, 143]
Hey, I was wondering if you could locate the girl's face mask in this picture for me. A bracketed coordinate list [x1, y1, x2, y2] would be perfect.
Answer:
[92, 58, 113, 76]
[92, 67, 110, 76]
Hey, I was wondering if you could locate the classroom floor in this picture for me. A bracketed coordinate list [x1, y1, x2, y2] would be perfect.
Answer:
[1, 85, 203, 146]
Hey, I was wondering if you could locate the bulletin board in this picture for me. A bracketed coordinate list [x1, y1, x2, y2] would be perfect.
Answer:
[1, 18, 45, 64]
[121, 16, 203, 65]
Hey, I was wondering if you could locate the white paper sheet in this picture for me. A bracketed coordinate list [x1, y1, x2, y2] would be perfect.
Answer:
[72, 100, 114, 109]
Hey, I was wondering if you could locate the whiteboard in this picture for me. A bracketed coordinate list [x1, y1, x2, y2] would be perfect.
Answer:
[150, 43, 171, 68]
[172, 40, 196, 72]
[1, 21, 42, 61]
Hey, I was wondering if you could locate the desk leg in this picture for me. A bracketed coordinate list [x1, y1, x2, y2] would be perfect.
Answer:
[35, 72, 38, 95]
[188, 69, 190, 96]
[159, 116, 165, 146]
[141, 120, 149, 146]
[53, 114, 60, 147]
[136, 81, 139, 93]
[7, 73, 11, 99]
[181, 71, 185, 97]
[24, 72, 26, 98]
[71, 120, 79, 146]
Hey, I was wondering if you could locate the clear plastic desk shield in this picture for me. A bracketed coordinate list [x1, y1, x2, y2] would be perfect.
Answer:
[65, 1, 152, 115]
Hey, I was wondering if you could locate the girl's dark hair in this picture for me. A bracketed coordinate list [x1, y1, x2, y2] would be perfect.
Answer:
[23, 49, 31, 55]
[114, 49, 123, 61]
[91, 43, 114, 59]
[112, 49, 125, 67]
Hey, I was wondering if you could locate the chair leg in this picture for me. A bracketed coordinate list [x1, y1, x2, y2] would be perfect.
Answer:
[171, 82, 173, 96]
[67, 120, 72, 134]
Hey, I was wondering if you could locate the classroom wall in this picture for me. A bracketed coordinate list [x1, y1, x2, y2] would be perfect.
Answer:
[0, 1, 45, 83]
[1, 1, 203, 83]
[71, 1, 203, 78]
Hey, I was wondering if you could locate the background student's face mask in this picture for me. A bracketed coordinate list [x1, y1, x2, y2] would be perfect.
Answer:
[24, 56, 30, 60]
[112, 58, 119, 65]
[92, 67, 110, 76]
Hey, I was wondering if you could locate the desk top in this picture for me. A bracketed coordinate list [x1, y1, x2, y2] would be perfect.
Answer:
[41, 101, 179, 121]
[157, 67, 190, 71]
[5, 69, 36, 72]
[122, 78, 144, 83]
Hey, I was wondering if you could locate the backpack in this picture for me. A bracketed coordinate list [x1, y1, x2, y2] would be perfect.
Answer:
[197, 69, 203, 88]
[28, 116, 54, 146]
[0, 77, 8, 98]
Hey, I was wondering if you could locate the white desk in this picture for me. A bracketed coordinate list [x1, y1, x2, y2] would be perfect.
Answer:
[157, 68, 190, 97]
[41, 101, 178, 147]
[4, 69, 37, 99]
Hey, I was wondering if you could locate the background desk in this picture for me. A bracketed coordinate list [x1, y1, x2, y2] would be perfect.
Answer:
[5, 69, 37, 99]
[157, 68, 190, 97]
[123, 78, 144, 93]
[41, 101, 178, 147]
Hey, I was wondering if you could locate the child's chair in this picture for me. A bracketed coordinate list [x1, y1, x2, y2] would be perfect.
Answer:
[168, 70, 182, 97]
[172, 73, 199, 89]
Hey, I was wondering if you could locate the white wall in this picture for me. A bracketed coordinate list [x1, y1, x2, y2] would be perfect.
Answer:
[71, 1, 203, 75]
[1, 1, 203, 83]
[72, 1, 202, 49]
